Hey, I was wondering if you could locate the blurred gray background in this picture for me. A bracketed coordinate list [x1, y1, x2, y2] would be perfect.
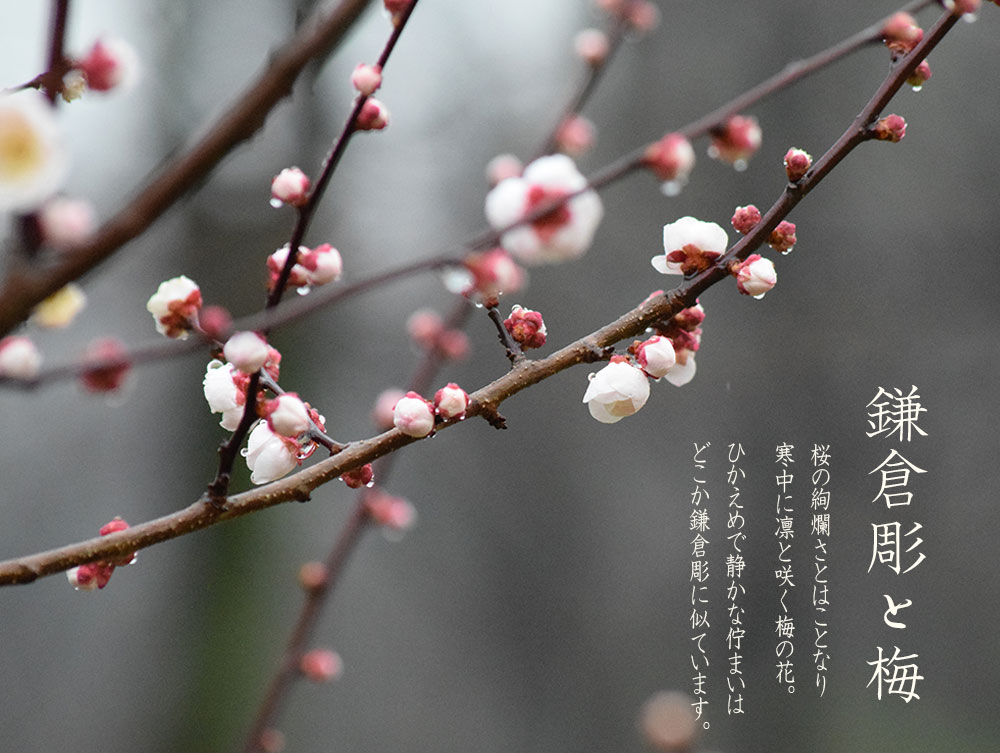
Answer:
[1, 0, 998, 751]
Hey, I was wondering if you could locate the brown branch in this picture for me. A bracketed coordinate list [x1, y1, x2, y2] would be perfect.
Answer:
[0, 0, 376, 338]
[0, 6, 964, 587]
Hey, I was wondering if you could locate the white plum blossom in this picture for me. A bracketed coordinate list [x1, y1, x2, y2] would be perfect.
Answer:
[37, 196, 96, 249]
[735, 254, 777, 298]
[0, 336, 41, 379]
[146, 275, 202, 338]
[266, 394, 311, 437]
[652, 216, 729, 276]
[244, 421, 299, 484]
[665, 350, 697, 387]
[485, 154, 603, 264]
[0, 94, 68, 211]
[635, 335, 676, 379]
[392, 391, 436, 437]
[582, 358, 651, 423]
[203, 359, 245, 430]
[224, 331, 269, 374]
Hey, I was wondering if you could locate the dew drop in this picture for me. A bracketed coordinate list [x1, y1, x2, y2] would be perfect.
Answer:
[365, 480, 375, 488]
[240, 448, 249, 457]
[269, 198, 283, 209]
[781, 246, 794, 255]
[473, 301, 484, 309]
[660, 179, 683, 197]
[733, 159, 748, 172]
[963, 12, 978, 23]
[296, 285, 311, 296]
[753, 292, 766, 301]
[911, 85, 923, 93]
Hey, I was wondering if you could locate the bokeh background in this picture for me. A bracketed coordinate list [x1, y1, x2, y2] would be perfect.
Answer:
[1, 1, 998, 751]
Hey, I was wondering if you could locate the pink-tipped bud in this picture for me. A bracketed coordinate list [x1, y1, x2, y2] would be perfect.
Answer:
[734, 254, 777, 298]
[437, 329, 470, 361]
[625, 0, 660, 33]
[485, 154, 523, 186]
[298, 243, 343, 286]
[199, 305, 232, 341]
[80, 338, 130, 393]
[907, 60, 932, 89]
[392, 391, 436, 437]
[224, 331, 269, 374]
[365, 489, 416, 531]
[768, 221, 797, 254]
[67, 562, 115, 591]
[271, 167, 310, 207]
[351, 63, 382, 96]
[882, 12, 923, 54]
[434, 383, 469, 420]
[643, 133, 696, 189]
[407, 309, 444, 348]
[0, 336, 41, 379]
[504, 305, 547, 349]
[299, 561, 329, 591]
[77, 37, 140, 92]
[873, 114, 907, 142]
[709, 115, 762, 167]
[783, 147, 812, 182]
[634, 335, 676, 379]
[373, 388, 405, 430]
[341, 463, 375, 489]
[461, 248, 525, 300]
[555, 115, 596, 157]
[574, 29, 610, 66]
[731, 205, 762, 235]
[356, 98, 390, 131]
[99, 517, 136, 567]
[146, 275, 202, 339]
[37, 196, 95, 249]
[300, 649, 343, 683]
[264, 394, 311, 438]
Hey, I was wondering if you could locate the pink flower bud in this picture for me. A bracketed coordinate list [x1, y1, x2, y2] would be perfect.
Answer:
[264, 394, 311, 437]
[882, 12, 923, 54]
[373, 388, 406, 430]
[625, 0, 660, 33]
[300, 649, 343, 683]
[768, 221, 797, 254]
[735, 254, 777, 298]
[80, 338, 130, 393]
[634, 335, 676, 379]
[504, 305, 547, 349]
[146, 275, 202, 339]
[783, 147, 812, 182]
[434, 383, 469, 420]
[873, 114, 907, 142]
[364, 489, 416, 531]
[392, 391, 436, 437]
[555, 115, 596, 157]
[356, 98, 390, 131]
[37, 196, 95, 249]
[77, 37, 140, 92]
[351, 63, 382, 96]
[641, 691, 697, 752]
[299, 561, 329, 591]
[437, 329, 469, 361]
[407, 309, 444, 348]
[574, 29, 610, 66]
[99, 517, 136, 567]
[341, 463, 374, 489]
[299, 243, 343, 286]
[907, 60, 932, 89]
[709, 115, 762, 168]
[485, 154, 523, 186]
[224, 331, 269, 374]
[199, 305, 232, 341]
[0, 336, 41, 379]
[582, 357, 650, 424]
[67, 562, 114, 591]
[270, 167, 310, 207]
[731, 205, 761, 235]
[643, 133, 696, 193]
[461, 248, 525, 300]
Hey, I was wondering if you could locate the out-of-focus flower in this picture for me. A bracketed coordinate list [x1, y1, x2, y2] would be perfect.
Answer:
[652, 217, 729, 276]
[0, 94, 68, 211]
[555, 115, 596, 157]
[708, 115, 761, 169]
[574, 28, 610, 66]
[485, 154, 603, 264]
[0, 336, 41, 379]
[300, 649, 343, 683]
[77, 37, 140, 93]
[582, 357, 650, 423]
[224, 331, 269, 374]
[643, 133, 695, 195]
[37, 196, 95, 248]
[351, 63, 382, 96]
[146, 275, 202, 339]
[32, 283, 85, 328]
[80, 337, 131, 392]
